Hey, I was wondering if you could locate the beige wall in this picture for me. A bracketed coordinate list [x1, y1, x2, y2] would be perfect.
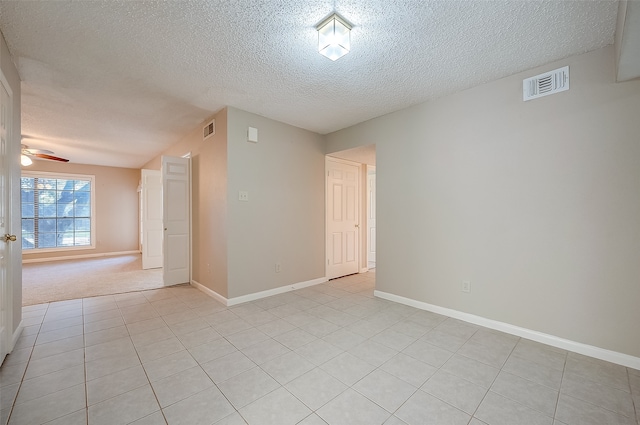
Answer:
[226, 107, 325, 298]
[2, 30, 22, 335]
[194, 109, 229, 297]
[144, 107, 325, 299]
[327, 46, 640, 358]
[22, 162, 140, 261]
[142, 108, 229, 297]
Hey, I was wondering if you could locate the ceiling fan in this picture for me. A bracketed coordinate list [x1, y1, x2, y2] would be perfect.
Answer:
[21, 144, 69, 166]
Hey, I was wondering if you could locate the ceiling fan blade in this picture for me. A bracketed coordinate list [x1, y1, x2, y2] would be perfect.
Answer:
[33, 153, 69, 162]
[24, 148, 55, 155]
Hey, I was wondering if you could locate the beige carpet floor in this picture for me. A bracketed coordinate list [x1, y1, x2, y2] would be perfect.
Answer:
[22, 254, 164, 306]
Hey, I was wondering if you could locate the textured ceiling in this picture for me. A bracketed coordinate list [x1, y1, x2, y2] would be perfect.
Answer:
[0, 1, 619, 168]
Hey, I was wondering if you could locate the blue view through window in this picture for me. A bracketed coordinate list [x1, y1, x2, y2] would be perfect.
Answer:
[21, 175, 93, 250]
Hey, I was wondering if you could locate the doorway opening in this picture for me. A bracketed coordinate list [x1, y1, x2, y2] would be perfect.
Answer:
[325, 144, 376, 280]
[21, 254, 162, 306]
[141, 155, 191, 286]
[20, 156, 191, 306]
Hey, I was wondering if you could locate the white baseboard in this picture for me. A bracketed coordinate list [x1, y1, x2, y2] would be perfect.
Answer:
[11, 320, 24, 352]
[374, 290, 640, 370]
[23, 250, 141, 264]
[190, 280, 228, 305]
[191, 277, 328, 307]
[227, 277, 327, 306]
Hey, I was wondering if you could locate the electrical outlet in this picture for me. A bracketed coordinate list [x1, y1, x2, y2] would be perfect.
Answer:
[275, 263, 281, 273]
[239, 191, 249, 201]
[462, 280, 471, 293]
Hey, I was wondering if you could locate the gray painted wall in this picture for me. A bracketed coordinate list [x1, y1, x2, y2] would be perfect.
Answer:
[326, 46, 640, 358]
[142, 108, 229, 297]
[226, 107, 326, 298]
[143, 106, 326, 300]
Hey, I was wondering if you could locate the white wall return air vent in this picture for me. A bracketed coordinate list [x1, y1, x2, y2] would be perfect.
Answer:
[523, 66, 569, 102]
[203, 120, 215, 140]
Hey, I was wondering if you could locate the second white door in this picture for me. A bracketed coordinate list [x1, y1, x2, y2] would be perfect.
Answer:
[141, 169, 162, 269]
[326, 157, 360, 279]
[162, 156, 190, 286]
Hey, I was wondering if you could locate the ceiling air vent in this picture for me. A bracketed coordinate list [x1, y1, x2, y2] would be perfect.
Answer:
[203, 120, 215, 140]
[523, 66, 569, 101]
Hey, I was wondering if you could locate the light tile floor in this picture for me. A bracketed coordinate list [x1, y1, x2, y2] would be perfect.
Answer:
[1, 271, 639, 425]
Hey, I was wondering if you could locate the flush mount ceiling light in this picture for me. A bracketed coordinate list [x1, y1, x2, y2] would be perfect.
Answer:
[315, 12, 352, 61]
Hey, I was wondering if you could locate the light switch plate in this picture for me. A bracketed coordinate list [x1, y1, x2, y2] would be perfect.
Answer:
[239, 191, 249, 201]
[248, 127, 258, 143]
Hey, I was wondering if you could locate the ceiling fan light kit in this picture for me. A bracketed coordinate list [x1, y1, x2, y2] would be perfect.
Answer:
[20, 154, 33, 167]
[21, 143, 69, 165]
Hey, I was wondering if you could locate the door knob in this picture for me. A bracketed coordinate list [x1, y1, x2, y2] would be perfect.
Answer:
[3, 234, 16, 242]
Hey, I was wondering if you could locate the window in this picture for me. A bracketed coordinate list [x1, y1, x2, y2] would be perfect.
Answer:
[21, 171, 95, 251]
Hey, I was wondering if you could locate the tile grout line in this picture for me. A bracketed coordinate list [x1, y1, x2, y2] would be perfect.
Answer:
[552, 351, 569, 424]
[83, 298, 89, 425]
[4, 303, 49, 425]
[178, 286, 256, 425]
[122, 293, 169, 425]
[627, 367, 640, 424]
[559, 360, 638, 421]
[451, 327, 496, 424]
[136, 288, 244, 424]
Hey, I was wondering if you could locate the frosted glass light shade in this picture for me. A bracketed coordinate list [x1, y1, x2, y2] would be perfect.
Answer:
[21, 154, 32, 166]
[316, 13, 352, 61]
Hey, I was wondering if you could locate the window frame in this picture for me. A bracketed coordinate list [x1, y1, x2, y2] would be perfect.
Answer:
[21, 170, 97, 253]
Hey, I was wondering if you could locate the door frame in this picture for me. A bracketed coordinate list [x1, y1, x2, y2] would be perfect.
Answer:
[366, 165, 376, 269]
[325, 156, 362, 279]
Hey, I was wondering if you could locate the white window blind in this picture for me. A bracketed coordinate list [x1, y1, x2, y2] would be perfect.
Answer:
[21, 172, 95, 251]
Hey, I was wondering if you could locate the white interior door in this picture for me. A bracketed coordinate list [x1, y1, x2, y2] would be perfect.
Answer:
[162, 156, 190, 286]
[141, 169, 162, 269]
[367, 166, 376, 268]
[0, 73, 14, 364]
[326, 157, 360, 279]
